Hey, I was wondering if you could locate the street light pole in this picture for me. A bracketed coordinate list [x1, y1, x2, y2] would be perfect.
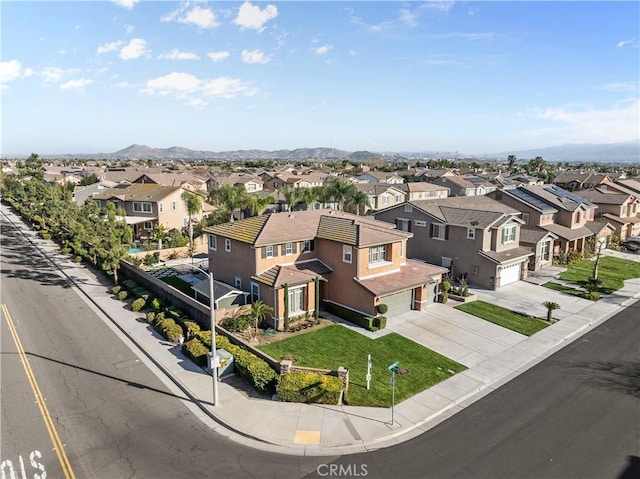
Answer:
[191, 265, 219, 407]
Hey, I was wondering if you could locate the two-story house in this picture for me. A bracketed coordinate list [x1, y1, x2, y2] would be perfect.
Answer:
[355, 171, 404, 184]
[374, 196, 532, 290]
[575, 187, 640, 240]
[398, 182, 449, 201]
[488, 185, 599, 259]
[204, 210, 447, 329]
[92, 183, 199, 241]
[353, 183, 406, 212]
[433, 175, 496, 197]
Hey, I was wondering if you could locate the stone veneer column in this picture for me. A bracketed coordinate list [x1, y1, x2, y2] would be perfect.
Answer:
[337, 367, 349, 392]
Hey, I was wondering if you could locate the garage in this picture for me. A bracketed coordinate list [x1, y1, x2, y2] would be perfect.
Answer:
[380, 290, 413, 317]
[499, 262, 521, 286]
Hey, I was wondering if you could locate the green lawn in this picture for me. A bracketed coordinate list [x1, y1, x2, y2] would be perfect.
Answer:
[558, 256, 640, 294]
[161, 276, 195, 298]
[455, 301, 549, 336]
[258, 325, 466, 407]
[542, 281, 586, 298]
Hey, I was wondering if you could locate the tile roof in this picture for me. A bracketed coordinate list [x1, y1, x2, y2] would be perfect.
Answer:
[574, 188, 629, 205]
[478, 246, 533, 265]
[252, 260, 332, 288]
[519, 228, 558, 244]
[398, 182, 449, 193]
[405, 196, 520, 228]
[584, 221, 616, 235]
[523, 185, 597, 212]
[540, 223, 594, 241]
[355, 259, 448, 296]
[602, 213, 640, 224]
[92, 183, 181, 202]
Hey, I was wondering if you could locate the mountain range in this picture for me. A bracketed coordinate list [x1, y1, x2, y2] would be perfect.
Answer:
[35, 140, 640, 163]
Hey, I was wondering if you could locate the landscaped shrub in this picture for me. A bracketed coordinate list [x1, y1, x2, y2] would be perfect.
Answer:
[39, 231, 52, 240]
[376, 303, 388, 315]
[374, 316, 387, 330]
[441, 292, 448, 304]
[132, 286, 147, 297]
[184, 320, 201, 339]
[182, 339, 209, 366]
[584, 291, 601, 301]
[122, 279, 138, 291]
[166, 306, 184, 321]
[118, 290, 128, 301]
[150, 297, 163, 311]
[197, 330, 212, 348]
[155, 318, 182, 341]
[323, 301, 374, 331]
[214, 334, 276, 394]
[74, 256, 82, 263]
[131, 298, 146, 312]
[276, 371, 342, 405]
[146, 311, 156, 323]
[111, 285, 122, 295]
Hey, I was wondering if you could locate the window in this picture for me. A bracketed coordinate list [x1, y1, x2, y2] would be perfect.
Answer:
[430, 223, 446, 240]
[209, 234, 217, 250]
[225, 238, 231, 252]
[396, 218, 411, 232]
[159, 202, 164, 213]
[171, 201, 177, 211]
[144, 221, 153, 230]
[183, 217, 189, 227]
[369, 244, 387, 264]
[265, 245, 274, 258]
[576, 211, 582, 223]
[404, 204, 413, 213]
[395, 195, 403, 203]
[247, 183, 256, 191]
[285, 242, 294, 255]
[541, 240, 550, 262]
[251, 282, 260, 302]
[234, 277, 241, 289]
[502, 224, 516, 244]
[467, 228, 475, 240]
[415, 220, 427, 227]
[441, 257, 452, 269]
[301, 240, 315, 253]
[382, 195, 389, 205]
[521, 212, 529, 225]
[288, 286, 304, 314]
[133, 202, 152, 213]
[621, 205, 628, 216]
[343, 245, 352, 263]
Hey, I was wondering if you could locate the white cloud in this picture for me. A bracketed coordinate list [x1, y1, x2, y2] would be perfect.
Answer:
[241, 49, 270, 64]
[314, 44, 332, 56]
[41, 66, 65, 83]
[0, 60, 23, 86]
[433, 32, 496, 41]
[207, 51, 230, 62]
[119, 38, 150, 60]
[398, 8, 418, 27]
[599, 82, 638, 93]
[97, 40, 123, 54]
[60, 78, 92, 91]
[164, 6, 219, 29]
[158, 49, 200, 60]
[234, 1, 278, 31]
[124, 24, 135, 34]
[530, 101, 640, 144]
[422, 1, 455, 14]
[141, 72, 256, 105]
[112, 0, 139, 9]
[617, 38, 635, 48]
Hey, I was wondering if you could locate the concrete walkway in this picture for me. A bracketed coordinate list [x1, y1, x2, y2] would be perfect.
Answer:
[3, 204, 639, 457]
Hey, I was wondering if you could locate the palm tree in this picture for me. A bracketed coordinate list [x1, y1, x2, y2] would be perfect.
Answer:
[543, 301, 560, 322]
[181, 190, 203, 263]
[507, 155, 517, 173]
[280, 186, 299, 211]
[328, 179, 355, 210]
[245, 193, 273, 217]
[250, 300, 273, 337]
[345, 189, 369, 215]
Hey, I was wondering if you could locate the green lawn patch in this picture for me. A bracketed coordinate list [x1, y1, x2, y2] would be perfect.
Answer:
[558, 256, 640, 294]
[455, 301, 549, 336]
[160, 276, 195, 298]
[542, 281, 586, 298]
[258, 324, 466, 407]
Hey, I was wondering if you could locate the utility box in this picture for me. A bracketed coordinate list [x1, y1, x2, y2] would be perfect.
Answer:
[213, 348, 234, 378]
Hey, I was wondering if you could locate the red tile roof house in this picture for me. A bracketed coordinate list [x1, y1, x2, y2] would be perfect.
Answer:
[203, 210, 447, 330]
[374, 196, 533, 290]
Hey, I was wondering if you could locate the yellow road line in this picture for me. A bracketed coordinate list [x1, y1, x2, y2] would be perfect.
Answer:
[2, 303, 76, 479]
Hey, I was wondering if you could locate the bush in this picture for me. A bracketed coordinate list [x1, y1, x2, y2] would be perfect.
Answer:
[122, 279, 138, 291]
[376, 303, 388, 315]
[182, 339, 209, 366]
[276, 371, 342, 405]
[150, 297, 163, 312]
[146, 311, 156, 323]
[441, 292, 448, 304]
[184, 320, 201, 339]
[584, 291, 601, 301]
[155, 318, 182, 341]
[374, 316, 387, 329]
[39, 231, 52, 240]
[74, 256, 83, 263]
[323, 301, 374, 331]
[118, 290, 128, 301]
[111, 285, 122, 295]
[166, 306, 184, 321]
[131, 298, 146, 312]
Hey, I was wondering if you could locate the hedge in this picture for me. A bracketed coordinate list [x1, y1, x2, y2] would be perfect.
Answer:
[117, 290, 128, 301]
[276, 371, 342, 405]
[182, 339, 209, 366]
[131, 298, 146, 312]
[323, 301, 374, 331]
[183, 320, 201, 339]
[373, 316, 387, 330]
[216, 335, 277, 395]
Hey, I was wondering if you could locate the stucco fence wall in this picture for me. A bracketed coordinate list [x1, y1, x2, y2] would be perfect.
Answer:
[118, 260, 281, 373]
[280, 359, 350, 395]
[128, 235, 208, 261]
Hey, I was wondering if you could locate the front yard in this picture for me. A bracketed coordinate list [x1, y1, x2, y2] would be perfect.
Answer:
[258, 324, 466, 407]
[558, 256, 640, 294]
[454, 301, 549, 336]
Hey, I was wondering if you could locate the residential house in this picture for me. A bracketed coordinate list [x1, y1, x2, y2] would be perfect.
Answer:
[353, 183, 406, 212]
[552, 172, 611, 191]
[574, 187, 640, 240]
[132, 172, 208, 193]
[398, 182, 449, 201]
[92, 183, 202, 241]
[204, 210, 447, 329]
[612, 178, 640, 197]
[488, 185, 599, 258]
[374, 196, 533, 290]
[207, 173, 264, 193]
[73, 180, 118, 205]
[433, 174, 497, 197]
[414, 168, 458, 182]
[356, 171, 404, 184]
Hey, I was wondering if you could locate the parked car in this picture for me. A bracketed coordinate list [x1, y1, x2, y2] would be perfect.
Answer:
[622, 236, 640, 253]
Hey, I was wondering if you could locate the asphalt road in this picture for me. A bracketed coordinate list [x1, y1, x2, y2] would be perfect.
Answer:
[2, 210, 638, 479]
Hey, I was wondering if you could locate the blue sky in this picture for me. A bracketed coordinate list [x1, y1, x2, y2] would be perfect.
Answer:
[1, 1, 638, 156]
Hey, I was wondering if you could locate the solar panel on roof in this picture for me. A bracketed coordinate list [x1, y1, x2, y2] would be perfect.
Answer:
[508, 188, 556, 212]
[544, 185, 596, 207]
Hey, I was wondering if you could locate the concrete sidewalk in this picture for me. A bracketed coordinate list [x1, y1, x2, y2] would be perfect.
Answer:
[4, 205, 639, 457]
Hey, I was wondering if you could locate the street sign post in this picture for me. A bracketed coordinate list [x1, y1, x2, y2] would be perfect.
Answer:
[387, 361, 399, 424]
[366, 354, 372, 390]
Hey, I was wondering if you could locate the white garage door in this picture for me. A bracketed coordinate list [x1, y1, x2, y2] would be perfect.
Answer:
[380, 290, 413, 317]
[500, 263, 521, 286]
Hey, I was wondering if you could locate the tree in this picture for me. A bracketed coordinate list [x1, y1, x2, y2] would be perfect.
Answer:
[250, 300, 273, 337]
[529, 156, 547, 173]
[507, 155, 517, 173]
[543, 301, 560, 322]
[344, 189, 369, 215]
[328, 179, 356, 210]
[181, 190, 203, 263]
[245, 194, 273, 217]
[280, 186, 299, 211]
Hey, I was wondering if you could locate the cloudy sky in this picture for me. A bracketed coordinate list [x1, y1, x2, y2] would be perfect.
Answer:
[1, 1, 638, 155]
